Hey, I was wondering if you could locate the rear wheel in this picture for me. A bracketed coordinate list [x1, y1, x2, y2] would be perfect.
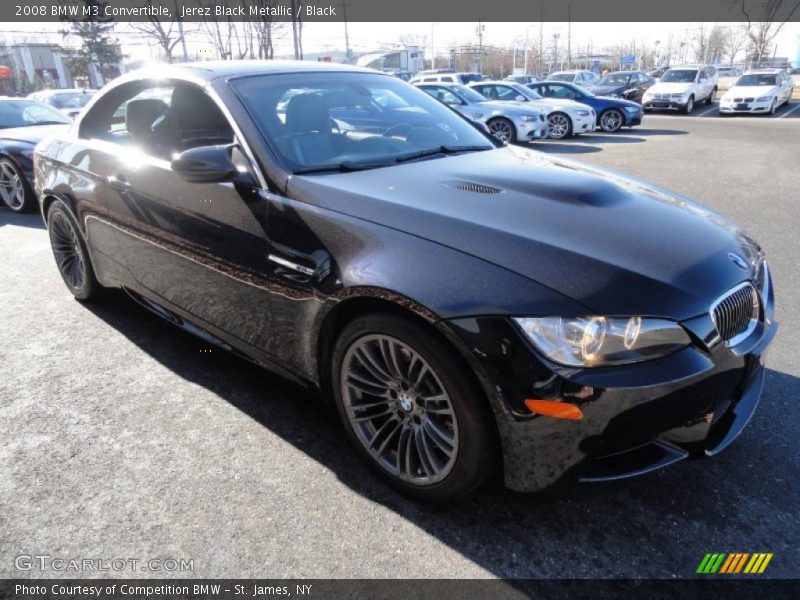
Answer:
[0, 159, 34, 213]
[487, 117, 516, 143]
[706, 87, 717, 105]
[332, 314, 498, 501]
[599, 109, 624, 132]
[547, 112, 572, 139]
[47, 200, 100, 301]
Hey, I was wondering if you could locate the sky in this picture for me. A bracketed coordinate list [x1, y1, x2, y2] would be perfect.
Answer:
[1, 21, 799, 63]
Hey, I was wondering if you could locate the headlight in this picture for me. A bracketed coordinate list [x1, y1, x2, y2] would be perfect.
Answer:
[519, 115, 539, 122]
[513, 316, 691, 367]
[575, 110, 591, 117]
[623, 106, 639, 113]
[756, 95, 773, 102]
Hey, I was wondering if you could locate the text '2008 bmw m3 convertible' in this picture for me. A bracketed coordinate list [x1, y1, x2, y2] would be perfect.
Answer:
[35, 62, 776, 501]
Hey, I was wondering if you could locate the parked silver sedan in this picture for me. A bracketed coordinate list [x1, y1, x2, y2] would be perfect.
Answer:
[719, 69, 794, 115]
[415, 83, 548, 143]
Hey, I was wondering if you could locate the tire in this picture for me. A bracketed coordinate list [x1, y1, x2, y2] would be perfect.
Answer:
[769, 98, 777, 115]
[707, 87, 717, 105]
[683, 96, 695, 114]
[46, 199, 101, 301]
[547, 112, 572, 139]
[599, 109, 624, 132]
[331, 313, 498, 501]
[487, 117, 516, 144]
[0, 158, 35, 213]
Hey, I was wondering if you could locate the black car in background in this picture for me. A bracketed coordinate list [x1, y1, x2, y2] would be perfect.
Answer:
[0, 98, 71, 212]
[586, 70, 655, 103]
[35, 62, 776, 501]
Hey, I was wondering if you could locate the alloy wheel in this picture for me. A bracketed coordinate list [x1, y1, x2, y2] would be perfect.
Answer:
[340, 334, 459, 485]
[600, 110, 623, 132]
[0, 161, 26, 211]
[488, 119, 514, 143]
[49, 210, 87, 292]
[770, 99, 777, 115]
[548, 113, 570, 139]
[685, 97, 694, 114]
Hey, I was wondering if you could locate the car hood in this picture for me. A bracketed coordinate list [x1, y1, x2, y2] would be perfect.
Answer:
[723, 85, 777, 98]
[0, 124, 70, 144]
[527, 98, 591, 114]
[287, 145, 755, 320]
[478, 100, 542, 115]
[588, 84, 625, 96]
[647, 82, 695, 94]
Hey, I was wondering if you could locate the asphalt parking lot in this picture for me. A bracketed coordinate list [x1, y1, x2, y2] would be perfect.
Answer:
[1, 114, 798, 581]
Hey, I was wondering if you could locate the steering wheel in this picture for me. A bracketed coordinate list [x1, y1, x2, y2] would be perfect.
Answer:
[382, 123, 413, 138]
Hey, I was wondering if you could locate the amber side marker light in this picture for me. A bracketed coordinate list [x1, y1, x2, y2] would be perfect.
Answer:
[524, 399, 583, 420]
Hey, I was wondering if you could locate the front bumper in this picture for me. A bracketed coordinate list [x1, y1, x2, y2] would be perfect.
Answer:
[515, 119, 549, 140]
[443, 291, 777, 493]
[643, 98, 688, 111]
[719, 99, 773, 113]
[572, 113, 596, 133]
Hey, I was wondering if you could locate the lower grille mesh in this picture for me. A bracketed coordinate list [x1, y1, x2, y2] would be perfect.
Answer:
[712, 283, 759, 342]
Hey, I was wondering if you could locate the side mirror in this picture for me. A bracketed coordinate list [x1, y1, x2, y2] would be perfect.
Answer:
[171, 144, 238, 184]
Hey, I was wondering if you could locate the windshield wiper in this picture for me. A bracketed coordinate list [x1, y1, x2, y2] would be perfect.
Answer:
[293, 161, 392, 175]
[395, 144, 493, 164]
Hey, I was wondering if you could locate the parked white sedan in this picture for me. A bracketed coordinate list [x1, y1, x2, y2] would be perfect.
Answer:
[719, 69, 794, 115]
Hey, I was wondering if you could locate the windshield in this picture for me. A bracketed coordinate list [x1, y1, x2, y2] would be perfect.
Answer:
[736, 74, 778, 86]
[660, 69, 698, 83]
[0, 100, 72, 128]
[597, 73, 631, 86]
[548, 73, 576, 82]
[450, 84, 488, 103]
[510, 83, 543, 100]
[50, 91, 95, 109]
[231, 72, 494, 174]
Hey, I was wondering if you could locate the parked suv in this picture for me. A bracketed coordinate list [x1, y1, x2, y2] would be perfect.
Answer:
[642, 65, 718, 114]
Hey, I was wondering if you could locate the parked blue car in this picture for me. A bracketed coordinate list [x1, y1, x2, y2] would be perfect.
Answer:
[528, 81, 643, 132]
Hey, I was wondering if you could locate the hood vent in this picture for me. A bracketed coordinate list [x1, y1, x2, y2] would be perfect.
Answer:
[443, 180, 504, 195]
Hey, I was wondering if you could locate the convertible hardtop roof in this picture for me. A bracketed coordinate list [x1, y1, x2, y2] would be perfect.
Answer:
[143, 60, 379, 83]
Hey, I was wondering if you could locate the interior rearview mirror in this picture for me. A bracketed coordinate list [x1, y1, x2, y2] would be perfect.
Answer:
[171, 144, 238, 184]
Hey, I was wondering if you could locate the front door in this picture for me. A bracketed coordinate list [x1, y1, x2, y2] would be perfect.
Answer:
[88, 80, 274, 352]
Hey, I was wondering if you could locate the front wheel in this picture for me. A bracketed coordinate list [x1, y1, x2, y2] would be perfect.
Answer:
[487, 117, 516, 143]
[0, 158, 35, 213]
[47, 200, 101, 301]
[599, 109, 624, 132]
[769, 98, 777, 115]
[332, 314, 498, 501]
[683, 96, 695, 114]
[547, 112, 572, 139]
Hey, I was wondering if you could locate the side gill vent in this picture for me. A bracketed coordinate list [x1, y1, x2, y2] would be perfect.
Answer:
[442, 180, 504, 195]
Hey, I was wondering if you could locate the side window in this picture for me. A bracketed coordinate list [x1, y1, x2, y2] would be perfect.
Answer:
[423, 77, 436, 82]
[552, 85, 575, 99]
[79, 81, 233, 161]
[441, 76, 454, 82]
[495, 86, 519, 101]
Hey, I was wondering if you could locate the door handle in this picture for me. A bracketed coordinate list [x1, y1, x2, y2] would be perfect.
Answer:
[107, 175, 130, 192]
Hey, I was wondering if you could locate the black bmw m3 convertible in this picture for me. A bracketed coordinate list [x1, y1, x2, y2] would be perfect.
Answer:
[35, 62, 776, 501]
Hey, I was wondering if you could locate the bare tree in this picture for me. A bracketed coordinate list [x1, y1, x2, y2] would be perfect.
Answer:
[689, 24, 727, 63]
[247, 0, 288, 60]
[290, 0, 303, 59]
[200, 1, 254, 60]
[722, 25, 748, 65]
[741, 0, 800, 66]
[130, 0, 191, 62]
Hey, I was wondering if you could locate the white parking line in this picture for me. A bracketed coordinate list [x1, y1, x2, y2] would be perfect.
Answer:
[779, 103, 800, 118]
[694, 106, 718, 117]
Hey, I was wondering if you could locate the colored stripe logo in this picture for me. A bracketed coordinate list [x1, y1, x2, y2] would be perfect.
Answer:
[697, 553, 773, 574]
